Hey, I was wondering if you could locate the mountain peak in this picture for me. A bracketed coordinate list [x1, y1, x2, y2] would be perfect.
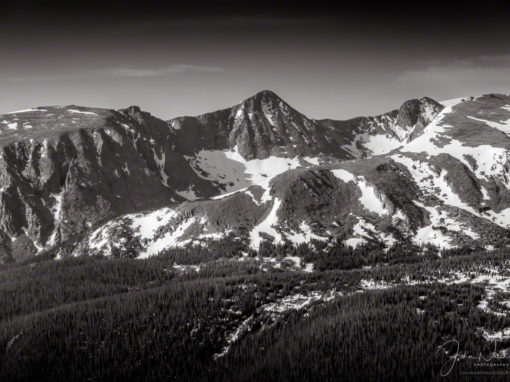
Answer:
[227, 90, 324, 159]
[124, 105, 142, 113]
[395, 96, 443, 140]
[240, 90, 287, 107]
[398, 97, 442, 116]
[254, 89, 281, 98]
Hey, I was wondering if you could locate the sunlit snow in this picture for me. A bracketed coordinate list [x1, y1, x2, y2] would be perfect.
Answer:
[250, 198, 283, 249]
[331, 169, 388, 216]
[285, 221, 328, 244]
[6, 108, 47, 114]
[176, 186, 199, 201]
[331, 168, 355, 183]
[364, 134, 403, 154]
[187, 147, 307, 200]
[467, 115, 510, 135]
[67, 109, 98, 116]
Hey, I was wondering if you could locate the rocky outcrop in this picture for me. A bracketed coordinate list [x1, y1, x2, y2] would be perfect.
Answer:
[397, 97, 443, 140]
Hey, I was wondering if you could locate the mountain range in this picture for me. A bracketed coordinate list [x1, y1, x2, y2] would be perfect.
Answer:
[0, 90, 509, 263]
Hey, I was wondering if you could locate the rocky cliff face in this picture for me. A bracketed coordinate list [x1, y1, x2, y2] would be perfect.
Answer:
[168, 90, 349, 160]
[0, 106, 220, 261]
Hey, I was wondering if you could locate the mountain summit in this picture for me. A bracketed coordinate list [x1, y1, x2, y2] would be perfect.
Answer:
[168, 89, 332, 160]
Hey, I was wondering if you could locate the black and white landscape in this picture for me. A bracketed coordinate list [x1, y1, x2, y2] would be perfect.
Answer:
[0, 91, 509, 260]
[2, 1, 510, 381]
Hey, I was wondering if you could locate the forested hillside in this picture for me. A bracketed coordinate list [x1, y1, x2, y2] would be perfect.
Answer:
[1, 244, 510, 381]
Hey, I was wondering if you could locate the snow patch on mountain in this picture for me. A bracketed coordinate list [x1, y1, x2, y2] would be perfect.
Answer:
[225, 147, 303, 193]
[467, 115, 510, 135]
[48, 191, 64, 246]
[331, 168, 355, 183]
[139, 217, 195, 258]
[332, 169, 388, 216]
[440, 98, 467, 107]
[186, 147, 310, 199]
[345, 216, 395, 248]
[152, 149, 169, 186]
[364, 134, 403, 155]
[250, 198, 283, 249]
[6, 108, 47, 114]
[176, 186, 199, 201]
[210, 187, 250, 200]
[413, 202, 464, 249]
[303, 156, 321, 166]
[67, 109, 98, 116]
[185, 149, 251, 192]
[357, 178, 389, 216]
[486, 208, 510, 228]
[129, 207, 178, 241]
[285, 221, 328, 244]
[345, 219, 372, 248]
[341, 132, 402, 157]
[391, 154, 476, 215]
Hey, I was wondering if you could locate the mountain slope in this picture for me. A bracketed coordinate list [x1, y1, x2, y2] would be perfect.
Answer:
[0, 105, 224, 261]
[315, 96, 443, 157]
[1, 91, 508, 262]
[170, 91, 443, 197]
[82, 94, 510, 258]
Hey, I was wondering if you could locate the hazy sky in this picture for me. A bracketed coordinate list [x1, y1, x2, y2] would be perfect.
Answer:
[2, 1, 510, 120]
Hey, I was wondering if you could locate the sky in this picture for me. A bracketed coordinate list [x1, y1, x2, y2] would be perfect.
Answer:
[2, 1, 510, 120]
